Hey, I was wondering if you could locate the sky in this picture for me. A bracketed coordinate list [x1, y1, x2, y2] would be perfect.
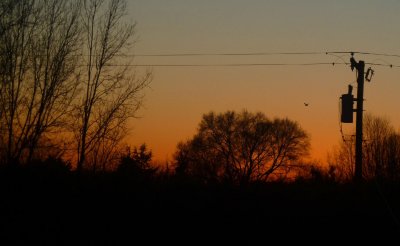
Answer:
[124, 0, 400, 163]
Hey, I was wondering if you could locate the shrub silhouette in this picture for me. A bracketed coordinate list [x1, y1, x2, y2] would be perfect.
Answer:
[117, 144, 158, 179]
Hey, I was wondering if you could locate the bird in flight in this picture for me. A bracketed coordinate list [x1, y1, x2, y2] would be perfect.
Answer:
[304, 102, 309, 106]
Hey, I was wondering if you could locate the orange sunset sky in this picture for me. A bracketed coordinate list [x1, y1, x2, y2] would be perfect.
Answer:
[124, 1, 400, 163]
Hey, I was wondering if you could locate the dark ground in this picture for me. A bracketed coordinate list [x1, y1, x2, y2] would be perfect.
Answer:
[0, 167, 399, 245]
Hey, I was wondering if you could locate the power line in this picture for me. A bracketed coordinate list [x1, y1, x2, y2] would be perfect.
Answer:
[7, 49, 400, 67]
[133, 51, 325, 57]
[1, 51, 326, 57]
[355, 51, 400, 58]
[102, 62, 400, 68]
[132, 51, 400, 58]
[79, 61, 400, 68]
[102, 62, 347, 67]
[327, 51, 400, 59]
[4, 50, 400, 58]
[366, 62, 400, 68]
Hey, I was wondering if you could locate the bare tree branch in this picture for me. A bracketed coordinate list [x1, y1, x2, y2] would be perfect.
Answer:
[75, 0, 151, 172]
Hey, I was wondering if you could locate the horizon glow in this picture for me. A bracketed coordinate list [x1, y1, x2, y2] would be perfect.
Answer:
[125, 0, 400, 163]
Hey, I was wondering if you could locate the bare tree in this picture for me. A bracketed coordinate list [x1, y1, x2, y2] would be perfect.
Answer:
[74, 0, 151, 172]
[0, 0, 81, 165]
[385, 133, 400, 181]
[174, 111, 310, 184]
[363, 115, 393, 179]
[1, 0, 151, 168]
[329, 113, 400, 182]
[0, 0, 36, 164]
[24, 0, 81, 161]
[327, 139, 355, 182]
[255, 118, 310, 181]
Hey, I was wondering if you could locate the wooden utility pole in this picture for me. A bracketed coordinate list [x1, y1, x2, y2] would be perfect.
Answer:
[353, 58, 365, 182]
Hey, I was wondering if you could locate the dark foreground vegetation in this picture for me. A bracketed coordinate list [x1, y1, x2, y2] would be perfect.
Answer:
[1, 162, 399, 245]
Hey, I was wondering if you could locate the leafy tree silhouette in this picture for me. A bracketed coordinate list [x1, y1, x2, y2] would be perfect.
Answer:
[174, 110, 310, 185]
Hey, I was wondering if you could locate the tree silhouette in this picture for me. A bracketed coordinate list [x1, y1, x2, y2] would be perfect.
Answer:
[174, 110, 310, 184]
[329, 113, 400, 182]
[0, 0, 151, 169]
[363, 114, 400, 180]
[73, 0, 151, 172]
[117, 144, 157, 177]
[0, 0, 81, 165]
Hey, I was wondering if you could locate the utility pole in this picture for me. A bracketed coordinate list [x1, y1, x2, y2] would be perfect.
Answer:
[341, 55, 374, 182]
[350, 56, 365, 182]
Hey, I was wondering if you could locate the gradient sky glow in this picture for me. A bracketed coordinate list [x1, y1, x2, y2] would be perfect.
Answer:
[125, 0, 400, 163]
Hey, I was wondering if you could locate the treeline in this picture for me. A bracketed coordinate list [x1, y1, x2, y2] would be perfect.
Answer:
[3, 108, 400, 185]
